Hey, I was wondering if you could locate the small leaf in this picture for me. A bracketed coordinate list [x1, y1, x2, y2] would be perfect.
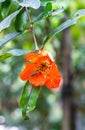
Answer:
[0, 32, 20, 48]
[44, 9, 85, 44]
[0, 53, 13, 62]
[0, 9, 21, 32]
[20, 82, 40, 120]
[44, 2, 52, 13]
[18, 0, 40, 9]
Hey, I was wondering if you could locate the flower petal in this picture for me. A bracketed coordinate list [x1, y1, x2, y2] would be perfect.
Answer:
[45, 63, 62, 88]
[25, 53, 41, 62]
[29, 73, 46, 87]
[20, 63, 36, 80]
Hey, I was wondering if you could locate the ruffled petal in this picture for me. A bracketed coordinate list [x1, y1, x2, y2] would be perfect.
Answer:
[29, 73, 46, 87]
[45, 63, 62, 88]
[25, 53, 41, 62]
[20, 63, 36, 80]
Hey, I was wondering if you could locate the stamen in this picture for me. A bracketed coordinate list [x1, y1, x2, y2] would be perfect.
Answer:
[36, 60, 51, 74]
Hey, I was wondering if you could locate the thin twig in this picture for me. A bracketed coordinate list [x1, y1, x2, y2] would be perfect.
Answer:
[25, 7, 39, 50]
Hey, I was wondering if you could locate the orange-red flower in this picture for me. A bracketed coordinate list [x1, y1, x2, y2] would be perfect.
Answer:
[20, 49, 62, 88]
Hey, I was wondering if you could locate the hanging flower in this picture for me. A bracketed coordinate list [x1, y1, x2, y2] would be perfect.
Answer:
[20, 49, 62, 88]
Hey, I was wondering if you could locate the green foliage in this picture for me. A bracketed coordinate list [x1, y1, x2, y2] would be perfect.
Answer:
[44, 9, 85, 44]
[20, 82, 40, 120]
[0, 0, 6, 2]
[0, 9, 21, 32]
[16, 0, 40, 9]
[0, 49, 28, 61]
[34, 4, 64, 23]
[0, 0, 85, 129]
[1, 0, 11, 18]
[0, 53, 13, 61]
[0, 32, 20, 48]
[15, 9, 28, 32]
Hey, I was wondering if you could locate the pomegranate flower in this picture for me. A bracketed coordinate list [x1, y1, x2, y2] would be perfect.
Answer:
[20, 49, 62, 88]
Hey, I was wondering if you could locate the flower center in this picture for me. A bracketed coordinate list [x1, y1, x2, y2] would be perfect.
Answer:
[37, 60, 51, 74]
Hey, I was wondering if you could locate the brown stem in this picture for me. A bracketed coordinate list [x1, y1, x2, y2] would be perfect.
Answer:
[25, 7, 39, 50]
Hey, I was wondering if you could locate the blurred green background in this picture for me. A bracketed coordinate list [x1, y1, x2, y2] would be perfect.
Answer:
[0, 0, 85, 130]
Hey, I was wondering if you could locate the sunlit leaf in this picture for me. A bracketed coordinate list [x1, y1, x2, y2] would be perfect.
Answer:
[44, 19, 77, 43]
[0, 9, 21, 32]
[8, 49, 28, 56]
[0, 53, 13, 62]
[52, 7, 64, 16]
[20, 82, 40, 120]
[44, 9, 85, 44]
[44, 2, 52, 13]
[72, 9, 85, 19]
[0, 0, 5, 2]
[18, 0, 40, 9]
[34, 7, 64, 23]
[0, 32, 20, 48]
[27, 85, 40, 112]
[0, 49, 28, 61]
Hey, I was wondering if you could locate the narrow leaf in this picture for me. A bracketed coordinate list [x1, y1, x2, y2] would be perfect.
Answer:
[27, 86, 40, 112]
[20, 82, 40, 120]
[1, 0, 11, 18]
[18, 0, 40, 9]
[44, 9, 85, 44]
[20, 82, 30, 119]
[52, 7, 64, 16]
[0, 53, 13, 62]
[0, 49, 28, 62]
[0, 32, 20, 48]
[72, 9, 85, 19]
[8, 49, 28, 56]
[15, 9, 28, 32]
[0, 0, 5, 2]
[0, 9, 21, 32]
[34, 7, 64, 23]
[44, 19, 77, 44]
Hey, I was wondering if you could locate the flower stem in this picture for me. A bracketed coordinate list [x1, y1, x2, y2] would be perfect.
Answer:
[25, 7, 39, 50]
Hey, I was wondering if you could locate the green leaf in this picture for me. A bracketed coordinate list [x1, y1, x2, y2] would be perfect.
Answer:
[52, 7, 64, 16]
[34, 7, 64, 23]
[44, 19, 77, 44]
[1, 0, 11, 18]
[27, 86, 40, 112]
[0, 53, 13, 62]
[44, 9, 85, 44]
[20, 82, 40, 120]
[15, 9, 28, 32]
[0, 49, 28, 61]
[18, 0, 40, 9]
[72, 9, 85, 19]
[0, 32, 20, 48]
[0, 0, 6, 2]
[0, 9, 21, 32]
[8, 49, 28, 56]
[44, 2, 52, 13]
